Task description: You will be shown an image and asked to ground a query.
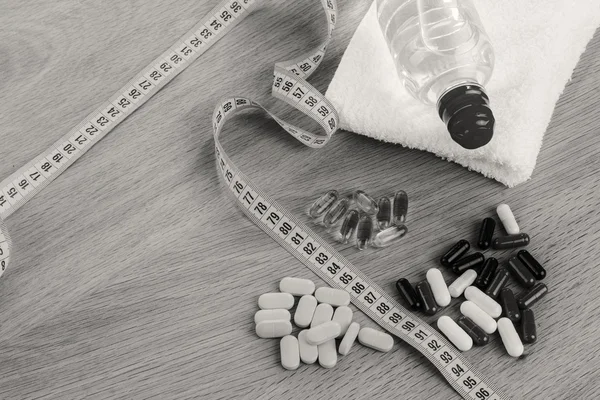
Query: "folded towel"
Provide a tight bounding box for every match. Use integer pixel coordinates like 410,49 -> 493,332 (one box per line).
326,0 -> 600,186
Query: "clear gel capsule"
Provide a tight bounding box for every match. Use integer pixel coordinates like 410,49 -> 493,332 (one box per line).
392,190 -> 408,224
309,190 -> 339,218
517,250 -> 547,280
506,256 -> 535,288
477,217 -> 496,250
373,225 -> 408,248
323,198 -> 349,226
440,239 -> 470,267
485,268 -> 509,299
457,316 -> 489,346
452,252 -> 485,274
500,288 -> 521,323
376,197 -> 392,230
353,190 -> 379,214
474,257 -> 498,290
517,283 -> 548,310
492,233 -> 530,250
339,210 -> 360,243
416,280 -> 438,315
356,215 -> 373,250
521,309 -> 537,344
396,278 -> 421,310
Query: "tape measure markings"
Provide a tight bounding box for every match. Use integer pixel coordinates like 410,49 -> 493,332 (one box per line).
0,0 -> 508,398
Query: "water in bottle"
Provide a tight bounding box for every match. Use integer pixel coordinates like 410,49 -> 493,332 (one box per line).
376,0 -> 495,149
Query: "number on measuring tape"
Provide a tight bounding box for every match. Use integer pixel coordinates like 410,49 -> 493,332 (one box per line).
446,358 -> 469,380
115,95 -> 132,111
322,258 -> 342,278
239,186 -> 257,208
309,247 -> 331,267
348,277 -> 367,296
299,237 -> 319,258
410,327 -> 432,342
102,103 -> 122,121
460,373 -> 480,393
360,287 -> 381,307
261,208 -> 282,229
385,308 -> 405,327
470,382 -> 493,400
250,196 -> 270,219
399,317 -> 418,334
371,296 -> 391,316
61,142 -> 78,159
437,349 -> 457,365
335,267 -> 356,287
274,216 -> 294,239
423,335 -> 444,355
285,226 -> 306,249
25,166 -> 44,188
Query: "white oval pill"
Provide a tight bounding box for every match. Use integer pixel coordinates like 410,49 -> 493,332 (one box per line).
306,321 -> 341,345
318,339 -> 337,368
464,286 -> 502,318
426,268 -> 451,307
258,293 -> 294,310
254,309 -> 291,324
437,316 -> 473,352
497,204 -> 519,235
338,322 -> 360,356
279,277 -> 315,296
449,269 -> 478,298
460,301 -> 497,334
332,306 -> 353,338
358,327 -> 394,352
315,287 -> 350,307
298,330 -> 318,364
280,335 -> 300,370
497,318 -> 524,357
294,295 -> 318,328
255,320 -> 292,338
311,303 -> 334,328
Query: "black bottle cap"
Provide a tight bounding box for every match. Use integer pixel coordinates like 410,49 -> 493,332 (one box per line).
438,84 -> 495,150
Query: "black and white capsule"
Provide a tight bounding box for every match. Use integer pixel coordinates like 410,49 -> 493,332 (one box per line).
477,217 -> 496,250
452,252 -> 485,274
323,198 -> 349,226
485,268 -> 509,298
440,239 -> 470,267
396,278 -> 421,310
356,215 -> 373,250
506,256 -> 536,288
517,283 -> 548,310
521,309 -> 537,344
500,288 -> 521,323
457,316 -> 489,346
416,281 -> 438,315
517,250 -> 546,280
376,197 -> 392,230
474,257 -> 498,290
392,190 -> 408,224
309,190 -> 338,218
492,233 -> 530,250
339,210 -> 360,243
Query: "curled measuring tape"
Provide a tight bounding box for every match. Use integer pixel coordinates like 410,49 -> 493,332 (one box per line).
0,0 -> 509,398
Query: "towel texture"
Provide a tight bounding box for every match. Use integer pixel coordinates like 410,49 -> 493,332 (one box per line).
326,0 -> 600,186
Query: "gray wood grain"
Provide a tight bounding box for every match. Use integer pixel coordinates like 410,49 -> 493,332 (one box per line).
0,0 -> 599,398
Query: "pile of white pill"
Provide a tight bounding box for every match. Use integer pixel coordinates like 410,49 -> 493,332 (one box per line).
255,277 -> 394,370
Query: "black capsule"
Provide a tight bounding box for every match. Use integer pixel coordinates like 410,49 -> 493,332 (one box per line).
477,217 -> 496,250
520,309 -> 537,343
492,233 -> 530,250
416,281 -> 438,315
451,252 -> 485,274
396,278 -> 421,311
517,283 -> 548,310
474,257 -> 498,290
392,190 -> 408,225
485,268 -> 509,298
376,197 -> 392,230
457,316 -> 489,346
500,288 -> 521,323
506,256 -> 536,288
517,250 -> 546,280
440,240 -> 470,267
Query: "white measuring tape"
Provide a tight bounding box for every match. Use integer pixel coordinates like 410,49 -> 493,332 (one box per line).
0,1 -> 509,398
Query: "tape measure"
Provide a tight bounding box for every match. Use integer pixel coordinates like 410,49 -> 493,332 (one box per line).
0,0 -> 509,398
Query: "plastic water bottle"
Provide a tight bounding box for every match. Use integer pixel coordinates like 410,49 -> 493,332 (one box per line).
376,0 -> 495,149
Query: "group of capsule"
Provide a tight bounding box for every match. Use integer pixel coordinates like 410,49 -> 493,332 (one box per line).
308,189 -> 409,250
396,204 -> 548,357
255,277 -> 395,370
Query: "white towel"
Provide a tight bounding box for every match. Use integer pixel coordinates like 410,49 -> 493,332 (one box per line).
326,0 -> 600,186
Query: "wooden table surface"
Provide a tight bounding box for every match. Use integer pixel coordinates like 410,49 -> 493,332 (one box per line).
1,0 -> 599,399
